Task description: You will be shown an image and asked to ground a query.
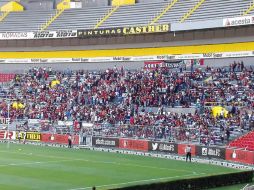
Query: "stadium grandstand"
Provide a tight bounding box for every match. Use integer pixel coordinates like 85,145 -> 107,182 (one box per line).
0,0 -> 253,190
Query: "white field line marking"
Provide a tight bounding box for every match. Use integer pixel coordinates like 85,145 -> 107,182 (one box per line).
68,172 -> 206,190
242,184 -> 249,190
0,159 -> 81,167
0,150 -> 191,173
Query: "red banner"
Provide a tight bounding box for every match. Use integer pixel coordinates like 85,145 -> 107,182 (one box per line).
0,130 -> 5,139
177,144 -> 196,156
0,73 -> 15,82
225,148 -> 254,165
143,61 -> 163,70
0,130 -> 16,140
119,138 -> 148,151
41,133 -> 79,145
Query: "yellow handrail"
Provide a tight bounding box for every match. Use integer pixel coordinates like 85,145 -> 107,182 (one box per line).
243,2 -> 254,16
149,0 -> 178,25
180,0 -> 206,23
94,6 -> 119,29
40,9 -> 64,31
0,11 -> 9,22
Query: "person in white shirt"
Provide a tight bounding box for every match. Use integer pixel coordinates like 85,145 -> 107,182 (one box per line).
18,131 -> 22,143
23,131 -> 27,144
185,145 -> 192,162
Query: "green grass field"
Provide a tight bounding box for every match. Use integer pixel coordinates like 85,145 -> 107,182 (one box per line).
0,143 -> 248,190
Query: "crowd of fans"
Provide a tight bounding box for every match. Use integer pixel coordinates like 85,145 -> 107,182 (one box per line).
0,63 -> 253,145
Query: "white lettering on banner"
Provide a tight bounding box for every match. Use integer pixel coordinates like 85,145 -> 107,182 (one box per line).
0,30 -> 77,40
223,15 -> 254,27
4,131 -> 16,140
33,30 -> 77,39
95,138 -> 116,146
201,147 -> 221,157
0,32 -> 33,40
82,123 -> 93,127
28,119 -> 40,124
57,121 -> 73,126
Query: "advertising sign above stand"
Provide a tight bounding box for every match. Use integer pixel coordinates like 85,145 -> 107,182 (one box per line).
223,15 -> 254,27
77,24 -> 170,38
0,30 -> 78,40
1,50 -> 253,64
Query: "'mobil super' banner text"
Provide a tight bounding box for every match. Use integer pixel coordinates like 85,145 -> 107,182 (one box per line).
77,24 -> 170,38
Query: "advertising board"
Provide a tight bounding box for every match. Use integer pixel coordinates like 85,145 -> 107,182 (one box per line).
92,137 -> 119,148
119,138 -> 148,151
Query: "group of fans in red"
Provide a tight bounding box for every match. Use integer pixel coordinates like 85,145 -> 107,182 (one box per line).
0,63 -> 253,146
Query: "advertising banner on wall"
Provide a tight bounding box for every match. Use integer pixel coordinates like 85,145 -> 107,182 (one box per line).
77,24 -> 170,38
0,118 -> 9,124
196,146 -> 226,160
0,32 -> 34,40
0,130 -> 5,139
0,30 -> 77,40
0,130 -> 16,140
32,30 -> 77,39
41,133 -> 79,145
119,138 -> 148,151
225,148 -> 254,165
0,51 -> 253,64
223,15 -> 254,27
92,137 -> 119,148
16,132 -> 41,141
177,144 -> 196,156
148,141 -> 178,154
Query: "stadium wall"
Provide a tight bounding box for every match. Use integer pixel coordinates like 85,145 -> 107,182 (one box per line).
0,25 -> 253,49
91,137 -> 254,165
0,57 -> 253,73
1,132 -> 254,166
0,41 -> 253,58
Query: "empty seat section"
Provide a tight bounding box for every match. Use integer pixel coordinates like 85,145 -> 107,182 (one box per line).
156,0 -> 198,24
48,6 -> 110,30
100,2 -> 167,28
0,10 -> 54,32
229,131 -> 254,151
186,0 -> 252,22
0,0 -> 253,32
